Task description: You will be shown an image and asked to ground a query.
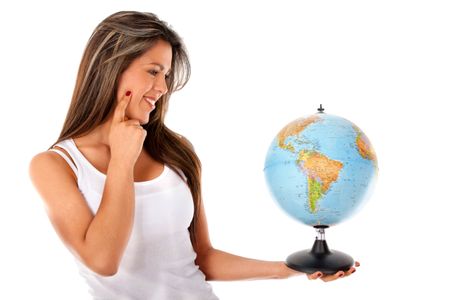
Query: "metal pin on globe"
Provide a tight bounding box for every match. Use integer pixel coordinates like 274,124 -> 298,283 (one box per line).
317,104 -> 325,113
263,104 -> 378,275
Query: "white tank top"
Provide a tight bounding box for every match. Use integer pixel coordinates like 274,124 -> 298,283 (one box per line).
48,138 -> 219,300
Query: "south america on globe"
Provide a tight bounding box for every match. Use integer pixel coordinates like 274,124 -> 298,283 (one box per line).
264,106 -> 378,226
263,105 -> 378,274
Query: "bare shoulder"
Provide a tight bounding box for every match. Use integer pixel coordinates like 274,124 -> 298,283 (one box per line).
28,150 -> 78,202
29,148 -> 77,181
29,150 -> 68,175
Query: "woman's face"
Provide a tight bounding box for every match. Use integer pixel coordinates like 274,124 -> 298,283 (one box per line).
117,39 -> 172,125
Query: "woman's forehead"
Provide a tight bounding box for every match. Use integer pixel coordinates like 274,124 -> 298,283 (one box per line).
138,40 -> 172,70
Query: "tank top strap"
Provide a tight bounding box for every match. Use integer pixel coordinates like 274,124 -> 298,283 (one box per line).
48,139 -> 81,178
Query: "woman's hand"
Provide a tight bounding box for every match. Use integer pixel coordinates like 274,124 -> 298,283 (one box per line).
277,261 -> 360,282
109,90 -> 147,166
306,261 -> 360,282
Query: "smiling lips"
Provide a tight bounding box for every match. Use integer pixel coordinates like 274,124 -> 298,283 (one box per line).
144,96 -> 157,107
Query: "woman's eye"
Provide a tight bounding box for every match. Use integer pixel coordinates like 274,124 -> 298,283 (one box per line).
149,70 -> 170,79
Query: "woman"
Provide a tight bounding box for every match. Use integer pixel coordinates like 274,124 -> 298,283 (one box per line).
28,11 -> 358,299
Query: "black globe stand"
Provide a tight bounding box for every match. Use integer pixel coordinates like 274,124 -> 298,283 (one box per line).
285,225 -> 354,275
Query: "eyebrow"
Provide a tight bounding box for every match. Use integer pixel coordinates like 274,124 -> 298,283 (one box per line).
145,62 -> 171,73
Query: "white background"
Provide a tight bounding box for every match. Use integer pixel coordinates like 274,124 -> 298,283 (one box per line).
1,0 -> 449,299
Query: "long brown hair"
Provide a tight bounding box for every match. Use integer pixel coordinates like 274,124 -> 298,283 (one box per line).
48,11 -> 203,247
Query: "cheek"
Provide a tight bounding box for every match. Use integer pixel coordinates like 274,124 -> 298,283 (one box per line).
116,73 -> 132,99
119,67 -> 143,84
117,71 -> 153,100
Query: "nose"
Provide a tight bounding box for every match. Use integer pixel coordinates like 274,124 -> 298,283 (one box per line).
153,73 -> 168,95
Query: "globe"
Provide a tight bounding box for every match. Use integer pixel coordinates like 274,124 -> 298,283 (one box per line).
264,108 -> 378,227
263,106 -> 378,274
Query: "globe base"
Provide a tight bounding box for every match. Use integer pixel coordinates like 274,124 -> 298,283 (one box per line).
285,227 -> 354,275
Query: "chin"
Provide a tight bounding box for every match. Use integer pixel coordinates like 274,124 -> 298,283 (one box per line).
130,112 -> 148,125
140,117 -> 150,125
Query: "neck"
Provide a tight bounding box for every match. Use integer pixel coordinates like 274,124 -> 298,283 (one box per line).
87,115 -> 114,148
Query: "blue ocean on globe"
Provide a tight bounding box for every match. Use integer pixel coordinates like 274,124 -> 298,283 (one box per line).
264,112 -> 378,227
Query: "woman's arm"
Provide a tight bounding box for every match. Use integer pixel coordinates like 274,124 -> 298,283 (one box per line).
192,198 -> 359,281
190,196 -> 304,281
197,248 -> 297,281
197,248 -> 358,281
29,152 -> 136,276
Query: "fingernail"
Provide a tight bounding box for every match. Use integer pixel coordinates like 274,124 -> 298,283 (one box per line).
339,272 -> 344,277
126,91 -> 131,96
351,270 -> 356,274
317,273 -> 323,277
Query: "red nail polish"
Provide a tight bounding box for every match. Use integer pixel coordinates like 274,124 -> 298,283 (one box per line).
126,91 -> 131,96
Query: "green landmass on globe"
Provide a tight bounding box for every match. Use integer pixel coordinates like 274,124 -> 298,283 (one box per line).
297,149 -> 343,214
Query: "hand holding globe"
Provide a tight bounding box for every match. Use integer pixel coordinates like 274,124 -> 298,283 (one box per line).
279,260 -> 361,282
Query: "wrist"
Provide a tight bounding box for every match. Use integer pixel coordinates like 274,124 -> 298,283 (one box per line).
109,157 -> 134,172
276,261 -> 304,279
